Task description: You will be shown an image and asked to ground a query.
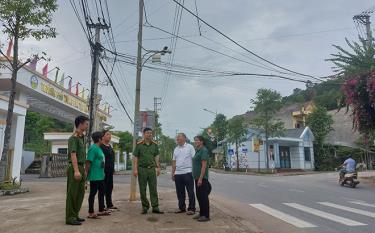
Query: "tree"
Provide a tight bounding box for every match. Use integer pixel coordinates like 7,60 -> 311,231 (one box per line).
211,114 -> 228,143
306,106 -> 334,170
159,135 -> 176,165
250,89 -> 285,169
0,0 -> 57,182
327,37 -> 375,77
227,116 -> 247,171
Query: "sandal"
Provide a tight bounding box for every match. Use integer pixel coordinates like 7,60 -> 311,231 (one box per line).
87,214 -> 101,219
97,211 -> 111,216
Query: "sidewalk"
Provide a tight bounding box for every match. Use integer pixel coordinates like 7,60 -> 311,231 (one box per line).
0,179 -> 260,233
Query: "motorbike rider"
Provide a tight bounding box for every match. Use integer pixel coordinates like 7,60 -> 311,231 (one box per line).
339,155 -> 356,179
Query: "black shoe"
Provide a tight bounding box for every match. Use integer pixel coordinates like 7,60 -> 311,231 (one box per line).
76,217 -> 85,222
152,209 -> 164,214
141,209 -> 148,215
197,216 -> 210,222
175,209 -> 186,214
66,220 -> 82,226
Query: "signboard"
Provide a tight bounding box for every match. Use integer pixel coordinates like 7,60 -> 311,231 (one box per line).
135,110 -> 155,135
228,149 -> 234,156
242,148 -> 248,153
253,139 -> 260,152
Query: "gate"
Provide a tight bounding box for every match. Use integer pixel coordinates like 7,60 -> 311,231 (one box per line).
40,153 -> 68,178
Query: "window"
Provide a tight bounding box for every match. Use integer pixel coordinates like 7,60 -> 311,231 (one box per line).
58,148 -> 68,155
304,147 -> 311,161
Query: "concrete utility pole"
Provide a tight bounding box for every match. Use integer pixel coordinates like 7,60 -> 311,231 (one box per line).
130,0 -> 144,202
87,23 -> 109,145
353,13 -> 373,48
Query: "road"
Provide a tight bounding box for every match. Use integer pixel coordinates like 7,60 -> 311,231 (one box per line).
22,171 -> 375,233
157,170 -> 375,233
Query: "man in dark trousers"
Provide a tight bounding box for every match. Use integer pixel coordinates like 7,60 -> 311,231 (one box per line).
172,133 -> 196,215
66,115 -> 89,225
101,130 -> 118,210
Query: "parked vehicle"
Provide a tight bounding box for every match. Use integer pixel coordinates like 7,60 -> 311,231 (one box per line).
339,171 -> 360,188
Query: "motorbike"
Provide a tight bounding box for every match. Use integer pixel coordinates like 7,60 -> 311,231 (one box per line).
339,170 -> 360,188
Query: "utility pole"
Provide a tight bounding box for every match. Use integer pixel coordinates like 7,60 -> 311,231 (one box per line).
353,13 -> 373,48
153,97 -> 162,141
130,0 -> 144,202
86,23 -> 109,145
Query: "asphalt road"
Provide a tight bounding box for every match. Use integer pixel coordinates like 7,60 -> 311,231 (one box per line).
22,170 -> 375,233
155,170 -> 375,233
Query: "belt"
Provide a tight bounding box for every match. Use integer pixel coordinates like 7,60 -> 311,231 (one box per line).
139,165 -> 155,169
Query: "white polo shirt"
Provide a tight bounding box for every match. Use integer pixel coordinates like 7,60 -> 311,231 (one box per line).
173,143 -> 195,175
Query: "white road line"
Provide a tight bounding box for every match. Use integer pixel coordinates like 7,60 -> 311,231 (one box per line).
249,204 -> 316,228
350,201 -> 375,208
257,183 -> 269,188
284,203 -> 366,226
319,202 -> 375,218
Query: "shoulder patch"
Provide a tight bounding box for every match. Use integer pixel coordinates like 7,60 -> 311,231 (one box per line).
152,140 -> 158,145
137,140 -> 144,145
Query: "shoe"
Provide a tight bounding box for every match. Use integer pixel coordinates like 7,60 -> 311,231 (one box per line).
141,209 -> 148,215
186,210 -> 195,215
152,209 -> 164,214
175,209 -> 186,214
66,220 -> 82,226
193,214 -> 201,220
197,216 -> 210,222
76,217 -> 85,222
109,206 -> 118,210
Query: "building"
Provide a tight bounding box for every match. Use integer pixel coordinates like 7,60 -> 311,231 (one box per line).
227,127 -> 315,170
0,57 -> 111,181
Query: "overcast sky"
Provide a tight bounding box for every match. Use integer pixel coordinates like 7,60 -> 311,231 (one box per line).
2,0 -> 374,138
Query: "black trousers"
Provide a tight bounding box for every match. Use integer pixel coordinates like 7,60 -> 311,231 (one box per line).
104,172 -> 114,208
195,179 -> 211,218
175,172 -> 195,211
88,180 -> 105,213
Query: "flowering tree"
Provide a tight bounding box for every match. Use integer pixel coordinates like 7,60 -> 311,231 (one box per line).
342,72 -> 375,135
329,36 -> 375,136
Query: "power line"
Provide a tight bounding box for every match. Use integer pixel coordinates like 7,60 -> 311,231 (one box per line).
99,59 -> 134,124
170,0 -> 322,81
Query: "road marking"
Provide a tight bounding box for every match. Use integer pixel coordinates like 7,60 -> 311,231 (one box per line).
319,202 -> 375,218
284,203 -> 366,226
350,201 -> 375,208
257,183 -> 268,188
249,204 -> 316,228
288,189 -> 305,193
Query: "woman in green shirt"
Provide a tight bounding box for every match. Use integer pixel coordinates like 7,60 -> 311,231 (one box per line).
192,136 -> 211,222
85,131 -> 111,219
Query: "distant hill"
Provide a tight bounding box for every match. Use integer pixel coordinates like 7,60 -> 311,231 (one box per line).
282,77 -> 344,111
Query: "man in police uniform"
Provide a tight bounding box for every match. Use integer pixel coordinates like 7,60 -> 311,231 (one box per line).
66,115 -> 89,225
133,127 -> 164,214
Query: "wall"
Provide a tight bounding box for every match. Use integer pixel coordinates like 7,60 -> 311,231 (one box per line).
21,151 -> 35,174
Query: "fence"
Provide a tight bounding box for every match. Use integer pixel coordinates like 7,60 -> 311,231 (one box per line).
40,153 -> 68,178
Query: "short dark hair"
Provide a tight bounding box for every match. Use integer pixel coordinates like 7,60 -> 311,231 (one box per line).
91,131 -> 103,143
143,127 -> 153,133
102,129 -> 110,136
194,135 -> 205,144
75,115 -> 89,128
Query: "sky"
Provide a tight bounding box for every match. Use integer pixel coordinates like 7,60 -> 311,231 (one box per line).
1,0 -> 374,139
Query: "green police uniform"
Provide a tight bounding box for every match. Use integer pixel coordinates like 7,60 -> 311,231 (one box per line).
134,140 -> 160,211
66,132 -> 86,224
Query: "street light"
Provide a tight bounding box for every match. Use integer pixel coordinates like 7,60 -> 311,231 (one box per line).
203,108 -> 218,116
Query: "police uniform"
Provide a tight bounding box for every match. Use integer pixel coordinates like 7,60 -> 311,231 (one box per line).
134,140 -> 160,212
66,131 -> 86,224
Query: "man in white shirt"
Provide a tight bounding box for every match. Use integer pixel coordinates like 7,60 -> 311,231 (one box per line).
172,133 -> 196,215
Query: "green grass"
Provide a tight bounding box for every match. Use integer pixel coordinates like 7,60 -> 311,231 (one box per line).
0,182 -> 21,190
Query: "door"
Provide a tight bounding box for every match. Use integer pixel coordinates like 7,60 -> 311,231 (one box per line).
279,146 -> 291,168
